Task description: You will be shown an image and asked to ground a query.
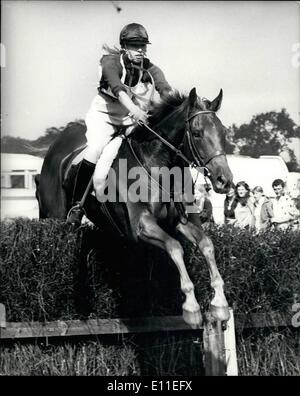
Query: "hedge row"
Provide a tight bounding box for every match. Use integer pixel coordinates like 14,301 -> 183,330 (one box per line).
1,218 -> 299,322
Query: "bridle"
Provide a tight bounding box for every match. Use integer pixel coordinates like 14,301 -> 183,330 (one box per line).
185,110 -> 226,170
137,109 -> 226,176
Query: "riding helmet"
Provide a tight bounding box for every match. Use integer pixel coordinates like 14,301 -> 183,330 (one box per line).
119,23 -> 151,46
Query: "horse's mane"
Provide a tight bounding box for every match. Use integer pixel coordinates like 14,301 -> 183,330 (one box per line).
127,90 -> 188,143
148,90 -> 187,126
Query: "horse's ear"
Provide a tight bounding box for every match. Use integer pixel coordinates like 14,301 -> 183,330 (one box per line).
188,88 -> 198,108
209,89 -> 223,112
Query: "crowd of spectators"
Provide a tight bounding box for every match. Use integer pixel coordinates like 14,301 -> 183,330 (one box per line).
223,178 -> 299,231
194,178 -> 300,232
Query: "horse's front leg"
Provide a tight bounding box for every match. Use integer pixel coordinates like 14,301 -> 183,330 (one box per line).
176,213 -> 230,322
137,211 -> 202,328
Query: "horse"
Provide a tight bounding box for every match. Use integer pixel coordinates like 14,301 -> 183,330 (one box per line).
36,87 -> 233,327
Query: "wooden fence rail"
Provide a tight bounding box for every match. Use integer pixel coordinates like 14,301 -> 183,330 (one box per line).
0,303 -> 294,376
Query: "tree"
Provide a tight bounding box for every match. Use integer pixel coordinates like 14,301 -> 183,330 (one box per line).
34,127 -> 62,147
0,136 -> 32,154
1,119 -> 86,158
225,123 -> 239,155
226,109 -> 300,170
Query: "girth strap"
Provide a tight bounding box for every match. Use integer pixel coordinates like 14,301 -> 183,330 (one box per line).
99,201 -> 125,238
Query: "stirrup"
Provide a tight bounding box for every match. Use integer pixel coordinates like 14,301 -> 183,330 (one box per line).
66,203 -> 86,225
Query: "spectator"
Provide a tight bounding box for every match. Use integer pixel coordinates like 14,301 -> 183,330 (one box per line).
294,178 -> 300,230
224,185 -> 236,224
295,178 -> 300,212
271,179 -> 298,230
252,186 -> 273,231
233,181 -> 255,229
194,184 -> 214,226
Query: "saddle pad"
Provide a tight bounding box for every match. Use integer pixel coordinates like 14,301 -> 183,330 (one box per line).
70,146 -> 88,166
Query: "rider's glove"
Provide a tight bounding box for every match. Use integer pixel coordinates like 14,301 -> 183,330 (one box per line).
129,106 -> 148,124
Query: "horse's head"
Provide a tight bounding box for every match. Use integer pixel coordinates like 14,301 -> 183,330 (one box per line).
184,88 -> 233,194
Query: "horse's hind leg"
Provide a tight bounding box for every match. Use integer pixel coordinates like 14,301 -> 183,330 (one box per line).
176,215 -> 229,322
137,211 -> 202,328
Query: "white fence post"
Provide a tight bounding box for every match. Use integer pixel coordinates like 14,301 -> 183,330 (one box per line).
224,308 -> 238,376
203,312 -> 226,376
0,304 -> 6,329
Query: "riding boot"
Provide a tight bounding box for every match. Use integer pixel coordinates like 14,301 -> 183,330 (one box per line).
66,159 -> 95,226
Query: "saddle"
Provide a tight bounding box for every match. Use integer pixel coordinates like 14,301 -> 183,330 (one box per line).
62,136 -> 123,196
61,144 -> 87,194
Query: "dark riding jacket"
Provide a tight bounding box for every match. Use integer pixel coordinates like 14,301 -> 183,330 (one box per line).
98,53 -> 172,98
224,197 -> 236,221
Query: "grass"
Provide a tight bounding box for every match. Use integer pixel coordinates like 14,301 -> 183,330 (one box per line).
237,328 -> 300,376
0,341 -> 139,376
1,329 -> 298,376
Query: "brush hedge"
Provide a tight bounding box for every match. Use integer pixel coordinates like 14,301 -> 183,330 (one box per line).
1,218 -> 299,322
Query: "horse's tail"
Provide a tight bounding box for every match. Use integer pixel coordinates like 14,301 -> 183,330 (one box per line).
34,173 -> 40,190
34,173 -> 46,219
37,125 -> 87,219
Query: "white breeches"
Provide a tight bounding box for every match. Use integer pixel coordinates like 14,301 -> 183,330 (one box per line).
84,93 -> 134,164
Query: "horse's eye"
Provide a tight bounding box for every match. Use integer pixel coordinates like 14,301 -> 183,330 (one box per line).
193,129 -> 204,138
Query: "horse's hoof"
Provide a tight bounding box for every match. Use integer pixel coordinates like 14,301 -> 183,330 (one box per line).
210,304 -> 230,322
183,309 -> 203,329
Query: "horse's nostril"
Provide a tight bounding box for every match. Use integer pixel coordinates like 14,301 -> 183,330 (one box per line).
225,180 -> 231,190
217,176 -> 226,186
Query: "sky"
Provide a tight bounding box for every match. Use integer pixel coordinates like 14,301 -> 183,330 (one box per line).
1,0 -> 299,140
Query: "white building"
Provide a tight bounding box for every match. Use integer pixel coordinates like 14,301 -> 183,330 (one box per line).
1,153 -> 44,219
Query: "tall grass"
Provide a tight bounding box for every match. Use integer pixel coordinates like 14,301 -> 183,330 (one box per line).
1,330 -> 298,376
0,341 -> 139,376
237,328 -> 300,376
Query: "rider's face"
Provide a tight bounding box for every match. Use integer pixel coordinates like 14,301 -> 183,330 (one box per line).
124,43 -> 147,64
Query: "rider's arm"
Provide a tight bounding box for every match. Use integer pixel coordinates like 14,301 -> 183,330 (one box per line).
118,91 -> 148,123
100,55 -> 147,122
100,55 -> 127,97
148,63 -> 173,97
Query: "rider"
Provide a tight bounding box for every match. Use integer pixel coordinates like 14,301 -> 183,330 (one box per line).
67,23 -> 173,226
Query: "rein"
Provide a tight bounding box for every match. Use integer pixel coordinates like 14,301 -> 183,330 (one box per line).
137,109 -> 225,175
126,137 -> 189,223
124,109 -> 225,207
136,120 -> 193,167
